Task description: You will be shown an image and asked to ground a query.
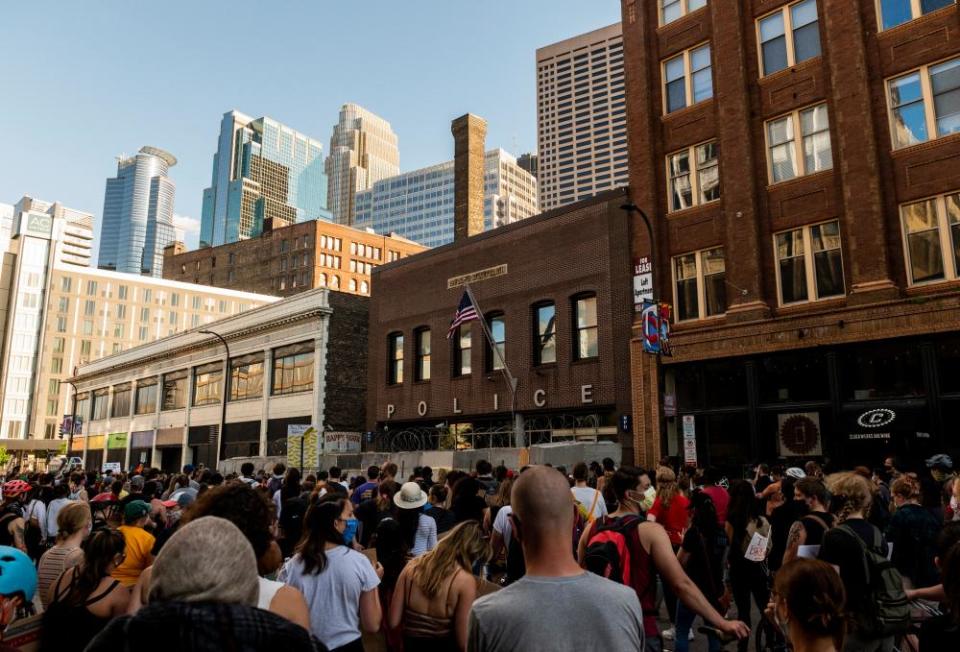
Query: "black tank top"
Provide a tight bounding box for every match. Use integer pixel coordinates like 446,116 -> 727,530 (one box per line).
40,575 -> 121,652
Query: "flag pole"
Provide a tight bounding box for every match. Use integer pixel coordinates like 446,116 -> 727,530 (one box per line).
462,284 -> 522,447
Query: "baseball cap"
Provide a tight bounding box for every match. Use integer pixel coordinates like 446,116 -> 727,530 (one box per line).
124,500 -> 151,522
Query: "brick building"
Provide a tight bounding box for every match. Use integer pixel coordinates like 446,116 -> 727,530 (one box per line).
367,116 -> 635,458
163,218 -> 426,298
622,0 -> 960,470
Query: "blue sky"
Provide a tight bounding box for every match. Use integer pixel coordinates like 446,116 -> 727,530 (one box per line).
0,1 -> 621,249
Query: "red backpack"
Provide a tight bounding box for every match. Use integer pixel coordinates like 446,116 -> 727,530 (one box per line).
583,514 -> 642,586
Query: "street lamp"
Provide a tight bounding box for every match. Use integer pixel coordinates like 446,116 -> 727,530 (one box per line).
63,374 -> 79,468
199,330 -> 230,469
621,202 -> 658,302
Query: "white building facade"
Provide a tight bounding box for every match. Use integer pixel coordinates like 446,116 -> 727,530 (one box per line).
537,23 -> 628,211
353,149 -> 538,248
70,289 -> 335,472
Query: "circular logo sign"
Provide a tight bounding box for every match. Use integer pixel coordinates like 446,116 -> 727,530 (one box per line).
779,414 -> 820,456
857,409 -> 896,429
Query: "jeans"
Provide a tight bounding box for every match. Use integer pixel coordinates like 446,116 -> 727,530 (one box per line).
675,601 -> 720,652
731,562 -> 769,652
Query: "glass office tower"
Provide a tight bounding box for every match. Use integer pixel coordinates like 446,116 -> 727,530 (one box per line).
200,111 -> 330,247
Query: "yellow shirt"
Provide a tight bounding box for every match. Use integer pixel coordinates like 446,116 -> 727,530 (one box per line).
112,525 -> 155,588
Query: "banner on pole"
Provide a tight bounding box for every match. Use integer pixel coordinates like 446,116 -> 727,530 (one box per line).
641,301 -> 672,356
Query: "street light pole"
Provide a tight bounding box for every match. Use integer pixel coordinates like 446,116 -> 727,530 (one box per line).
200,330 -> 230,470
64,375 -> 78,470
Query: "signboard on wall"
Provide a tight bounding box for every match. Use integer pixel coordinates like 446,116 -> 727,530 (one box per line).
633,257 -> 653,311
682,415 -> 697,467
287,425 -> 319,470
106,433 -> 128,450
777,413 -> 823,457
324,431 -> 362,453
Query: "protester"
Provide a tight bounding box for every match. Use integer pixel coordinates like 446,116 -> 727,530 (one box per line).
701,467 -> 729,525
111,500 -> 155,588
917,524 -> 960,648
579,466 -> 749,650
570,462 -> 606,521
783,477 -> 834,565
476,460 -> 497,495
647,465 -> 690,637
352,466 -> 380,505
886,475 -> 940,589
0,546 -> 36,652
328,466 -> 349,491
41,529 -> 129,651
819,471 -> 902,651
483,477 -> 514,535
725,480 -> 771,652
23,483 -> 49,559
768,559 -> 847,652
44,483 -> 72,541
469,466 -> 644,651
37,502 -> 90,608
675,492 -> 728,652
355,480 -> 400,548
768,475 -> 806,573
240,462 -> 258,487
88,517 -> 320,651
0,480 -> 30,552
281,496 -> 383,651
450,477 -> 487,524
278,468 -> 308,559
393,481 -> 437,556
274,466 -> 302,519
388,520 -> 488,651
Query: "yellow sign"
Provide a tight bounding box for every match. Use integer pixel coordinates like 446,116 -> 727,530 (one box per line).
287,426 -> 319,470
447,264 -> 508,289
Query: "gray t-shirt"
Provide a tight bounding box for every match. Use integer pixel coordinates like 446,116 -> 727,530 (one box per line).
468,572 -> 644,652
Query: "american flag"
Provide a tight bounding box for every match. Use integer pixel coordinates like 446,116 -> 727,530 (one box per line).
447,291 -> 479,338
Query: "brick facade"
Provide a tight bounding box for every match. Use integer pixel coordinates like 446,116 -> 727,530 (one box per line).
622,0 -> 960,467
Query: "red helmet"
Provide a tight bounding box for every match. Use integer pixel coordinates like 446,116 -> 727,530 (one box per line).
2,480 -> 30,497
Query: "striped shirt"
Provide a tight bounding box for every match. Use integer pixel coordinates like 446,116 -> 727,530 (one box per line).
37,544 -> 81,608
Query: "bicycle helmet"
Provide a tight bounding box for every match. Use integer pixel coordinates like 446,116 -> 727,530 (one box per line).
785,467 -> 806,480
0,546 -> 36,600
1,480 -> 30,497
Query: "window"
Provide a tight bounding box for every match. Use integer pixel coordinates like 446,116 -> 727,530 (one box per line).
414,328 -> 431,381
118,285 -> 128,300
51,358 -> 63,374
887,57 -> 960,149
92,390 -> 109,420
193,363 -> 223,406
572,295 -> 599,360
58,297 -> 69,312
758,0 -> 821,77
673,248 -> 727,321
52,337 -> 65,353
667,141 -> 720,211
86,281 -> 97,296
61,277 -> 72,293
900,191 -> 960,284
162,370 -> 188,410
229,354 -> 264,401
663,44 -> 712,114
878,0 -> 954,31
56,317 -> 66,333
111,385 -> 132,418
135,380 -> 158,415
388,333 -> 404,385
660,0 -> 707,25
767,103 -> 833,183
74,393 -> 90,421
775,221 -> 845,304
272,343 -> 314,395
453,325 -> 472,376
487,314 -> 506,371
80,340 -> 91,357
534,302 -> 557,365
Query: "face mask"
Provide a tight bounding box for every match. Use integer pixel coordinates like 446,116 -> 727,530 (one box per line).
343,518 -> 359,544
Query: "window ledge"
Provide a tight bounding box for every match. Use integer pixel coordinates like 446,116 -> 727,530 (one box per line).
661,98 -> 714,123
876,4 -> 958,40
765,168 -> 834,191
890,131 -> 960,158
905,279 -> 960,296
666,202 -> 721,220
757,57 -> 823,85
571,357 -> 600,366
773,296 -> 847,316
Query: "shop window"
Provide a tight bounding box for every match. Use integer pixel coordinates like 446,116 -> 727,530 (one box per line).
453,325 -> 472,377
388,333 -> 404,385
673,247 -> 727,321
767,103 -> 833,183
135,380 -> 158,415
937,337 -> 960,394
111,385 -> 132,418
573,294 -> 598,360
193,363 -> 223,406
414,328 -> 430,382
840,341 -> 926,400
92,390 -> 109,420
667,141 -> 720,212
663,44 -> 712,114
757,352 -> 830,403
486,314 -> 506,371
887,56 -> 960,150
900,192 -> 960,285
877,0 -> 955,31
229,354 -> 264,401
774,221 -> 845,305
272,343 -> 314,395
757,0 -> 821,77
533,302 -> 557,365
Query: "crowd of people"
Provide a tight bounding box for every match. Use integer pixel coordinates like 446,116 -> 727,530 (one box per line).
0,452 -> 955,651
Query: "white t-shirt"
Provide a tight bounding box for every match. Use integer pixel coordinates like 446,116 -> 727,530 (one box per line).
25,499 -> 48,541
281,545 -> 380,649
571,486 -> 607,520
493,505 -> 513,548
258,575 -> 284,610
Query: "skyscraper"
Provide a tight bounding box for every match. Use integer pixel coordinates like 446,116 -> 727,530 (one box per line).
200,111 -> 329,248
98,146 -> 177,277
536,23 -> 628,211
353,149 -> 538,248
325,104 -> 400,226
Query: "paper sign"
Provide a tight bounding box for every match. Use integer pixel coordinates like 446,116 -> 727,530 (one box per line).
102,462 -> 121,474
744,532 -> 770,562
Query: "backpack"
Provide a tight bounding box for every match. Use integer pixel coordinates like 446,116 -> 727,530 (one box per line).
278,496 -> 307,556
24,502 -> 46,561
836,523 -> 910,638
583,515 -> 642,587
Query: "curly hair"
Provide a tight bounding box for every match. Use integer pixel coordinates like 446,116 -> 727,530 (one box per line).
826,472 -> 873,523
180,482 -> 273,560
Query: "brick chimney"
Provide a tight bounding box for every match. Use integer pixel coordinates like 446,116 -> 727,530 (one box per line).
451,114 -> 487,242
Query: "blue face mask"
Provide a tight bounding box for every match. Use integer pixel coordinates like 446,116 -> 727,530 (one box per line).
343,518 -> 359,544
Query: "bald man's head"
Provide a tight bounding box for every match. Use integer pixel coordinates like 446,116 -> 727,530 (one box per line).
511,465 -> 574,543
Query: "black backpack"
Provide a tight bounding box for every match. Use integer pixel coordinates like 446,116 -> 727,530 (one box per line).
279,497 -> 307,556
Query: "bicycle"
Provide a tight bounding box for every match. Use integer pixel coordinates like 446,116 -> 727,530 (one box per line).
893,599 -> 942,652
